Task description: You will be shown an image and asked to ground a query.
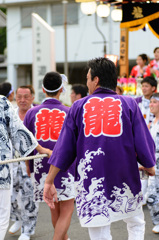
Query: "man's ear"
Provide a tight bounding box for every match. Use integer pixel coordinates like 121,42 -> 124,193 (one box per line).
94,76 -> 99,86
42,87 -> 46,93
60,88 -> 63,93
152,86 -> 156,93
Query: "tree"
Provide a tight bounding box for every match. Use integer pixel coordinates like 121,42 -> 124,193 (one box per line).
0,8 -> 7,55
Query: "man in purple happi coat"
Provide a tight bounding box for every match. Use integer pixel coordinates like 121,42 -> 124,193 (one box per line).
24,72 -> 74,240
44,58 -> 155,240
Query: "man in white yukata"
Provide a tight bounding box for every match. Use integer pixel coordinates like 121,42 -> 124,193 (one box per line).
9,85 -> 39,240
0,95 -> 51,240
43,58 -> 156,240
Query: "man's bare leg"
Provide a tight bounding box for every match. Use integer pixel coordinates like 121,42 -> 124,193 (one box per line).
52,198 -> 74,240
50,202 -> 60,228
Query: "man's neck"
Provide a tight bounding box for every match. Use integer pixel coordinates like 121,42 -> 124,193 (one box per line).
18,109 -> 29,121
45,94 -> 60,100
143,95 -> 151,100
154,115 -> 159,123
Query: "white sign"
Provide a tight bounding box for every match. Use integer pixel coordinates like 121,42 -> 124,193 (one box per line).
32,13 -> 56,103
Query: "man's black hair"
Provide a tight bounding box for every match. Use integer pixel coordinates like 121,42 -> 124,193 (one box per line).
43,72 -> 62,97
16,85 -> 35,95
87,57 -> 117,91
0,82 -> 12,97
71,84 -> 88,98
141,76 -> 157,89
138,54 -> 148,62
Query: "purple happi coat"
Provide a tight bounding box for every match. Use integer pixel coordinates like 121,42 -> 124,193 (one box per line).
48,88 -> 155,227
24,98 -> 75,202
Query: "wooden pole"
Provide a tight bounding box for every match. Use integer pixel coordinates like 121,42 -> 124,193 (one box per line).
119,28 -> 129,78
0,154 -> 48,164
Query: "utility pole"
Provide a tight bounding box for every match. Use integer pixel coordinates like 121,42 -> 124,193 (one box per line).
63,0 -> 69,78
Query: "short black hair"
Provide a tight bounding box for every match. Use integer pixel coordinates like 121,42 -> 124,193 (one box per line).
16,85 -> 35,95
43,72 -> 62,97
138,54 -> 148,62
154,47 -> 159,53
0,82 -> 12,97
87,58 -> 117,91
141,76 -> 157,89
71,84 -> 88,98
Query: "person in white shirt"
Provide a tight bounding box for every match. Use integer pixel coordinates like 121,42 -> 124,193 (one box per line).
135,76 -> 157,204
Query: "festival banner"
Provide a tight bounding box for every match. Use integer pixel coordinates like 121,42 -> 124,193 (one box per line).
120,3 -> 159,38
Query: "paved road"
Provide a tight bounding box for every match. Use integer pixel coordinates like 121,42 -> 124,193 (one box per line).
5,204 -> 159,240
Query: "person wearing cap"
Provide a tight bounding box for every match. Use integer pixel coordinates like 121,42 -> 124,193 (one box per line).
24,72 -> 74,240
146,92 -> 159,234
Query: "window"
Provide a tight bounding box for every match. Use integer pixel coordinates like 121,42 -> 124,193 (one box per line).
51,3 -> 78,26
21,5 -> 47,28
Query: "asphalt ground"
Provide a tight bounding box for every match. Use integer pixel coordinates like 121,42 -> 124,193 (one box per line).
5,203 -> 159,240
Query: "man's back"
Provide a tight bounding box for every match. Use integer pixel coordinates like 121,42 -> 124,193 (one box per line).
48,87 -> 155,227
44,57 -> 156,240
24,98 -> 70,201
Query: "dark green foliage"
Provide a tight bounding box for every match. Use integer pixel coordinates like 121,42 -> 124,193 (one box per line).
0,8 -> 7,55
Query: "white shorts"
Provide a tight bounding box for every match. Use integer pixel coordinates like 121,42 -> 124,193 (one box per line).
88,211 -> 145,240
56,187 -> 75,201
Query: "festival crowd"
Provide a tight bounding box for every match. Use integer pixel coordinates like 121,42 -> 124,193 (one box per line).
0,46 -> 159,240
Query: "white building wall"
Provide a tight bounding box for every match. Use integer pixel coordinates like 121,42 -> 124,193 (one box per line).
7,7 -> 32,64
6,4 -> 121,66
129,28 -> 159,59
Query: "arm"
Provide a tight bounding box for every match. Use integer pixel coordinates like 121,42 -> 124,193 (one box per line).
36,144 -> 52,158
25,144 -> 52,177
25,160 -> 31,177
43,165 -> 60,209
139,165 -> 155,176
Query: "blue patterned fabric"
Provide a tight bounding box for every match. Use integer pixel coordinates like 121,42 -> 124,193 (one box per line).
0,96 -> 38,189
